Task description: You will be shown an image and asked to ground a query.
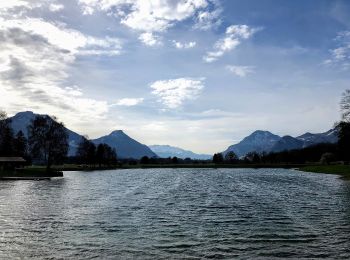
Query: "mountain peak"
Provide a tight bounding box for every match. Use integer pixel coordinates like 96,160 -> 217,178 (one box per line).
251,130 -> 274,136
94,130 -> 157,159
13,111 -> 35,118
245,130 -> 280,142
110,130 -> 126,136
224,130 -> 281,157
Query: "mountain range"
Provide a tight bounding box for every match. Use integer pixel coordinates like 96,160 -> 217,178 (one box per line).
223,129 -> 338,158
149,145 -> 212,160
8,111 -> 339,160
9,111 -> 156,159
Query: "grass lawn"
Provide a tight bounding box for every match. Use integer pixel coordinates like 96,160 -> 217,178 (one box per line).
299,165 -> 350,180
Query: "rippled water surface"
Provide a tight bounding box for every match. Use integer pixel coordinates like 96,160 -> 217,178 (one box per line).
1,168 -> 350,259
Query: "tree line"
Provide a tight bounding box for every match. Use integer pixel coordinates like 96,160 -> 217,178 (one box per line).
75,136 -> 117,167
0,111 -> 28,159
0,113 -> 117,171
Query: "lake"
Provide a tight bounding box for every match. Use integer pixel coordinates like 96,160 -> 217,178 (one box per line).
0,168 -> 350,259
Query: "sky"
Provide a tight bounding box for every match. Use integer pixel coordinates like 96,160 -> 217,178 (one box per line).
0,0 -> 350,154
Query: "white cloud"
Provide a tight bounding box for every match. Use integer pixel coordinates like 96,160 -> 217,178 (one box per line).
115,98 -> 144,106
139,32 -> 162,46
324,31 -> 350,70
78,0 -> 220,45
150,78 -> 205,108
0,1 -> 30,10
79,0 -> 208,32
194,0 -> 222,30
226,65 -> 255,77
49,3 -> 64,12
173,40 -> 196,49
204,25 -> 260,63
0,11 -> 123,130
141,122 -> 168,131
0,18 -> 122,55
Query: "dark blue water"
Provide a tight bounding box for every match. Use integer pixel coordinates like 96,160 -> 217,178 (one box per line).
1,168 -> 350,259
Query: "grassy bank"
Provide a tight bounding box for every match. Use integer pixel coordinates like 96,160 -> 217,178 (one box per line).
0,167 -> 63,179
299,165 -> 350,179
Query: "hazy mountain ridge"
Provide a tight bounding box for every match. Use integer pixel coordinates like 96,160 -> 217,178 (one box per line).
149,145 -> 212,160
271,136 -> 304,153
224,129 -> 338,157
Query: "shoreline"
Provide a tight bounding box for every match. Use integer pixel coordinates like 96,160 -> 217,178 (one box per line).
1,164 -> 349,180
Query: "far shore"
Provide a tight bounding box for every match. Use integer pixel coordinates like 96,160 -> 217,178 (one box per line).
57,163 -> 350,180
1,164 -> 349,180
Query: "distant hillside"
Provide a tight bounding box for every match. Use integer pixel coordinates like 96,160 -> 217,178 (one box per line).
223,131 -> 281,157
224,129 -> 338,157
271,136 -> 304,153
297,129 -> 338,147
93,130 -> 157,159
9,111 -> 82,156
149,145 -> 211,160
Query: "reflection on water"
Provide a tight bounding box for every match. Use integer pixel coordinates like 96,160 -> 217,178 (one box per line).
0,168 -> 350,259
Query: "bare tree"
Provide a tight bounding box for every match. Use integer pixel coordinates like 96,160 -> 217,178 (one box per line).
76,136 -> 96,166
341,89 -> 350,122
28,115 -> 68,171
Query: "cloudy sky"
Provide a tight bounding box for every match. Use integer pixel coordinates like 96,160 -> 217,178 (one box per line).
0,0 -> 350,154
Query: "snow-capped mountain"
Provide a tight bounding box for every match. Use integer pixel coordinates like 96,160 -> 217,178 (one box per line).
296,129 -> 338,147
149,145 -> 212,160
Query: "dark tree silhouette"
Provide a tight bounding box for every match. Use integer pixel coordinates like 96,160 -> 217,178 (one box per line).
96,143 -> 117,167
336,121 -> 350,161
28,115 -> 68,171
341,89 -> 350,122
259,143 -> 337,164
213,153 -> 224,163
140,156 -> 149,164
87,142 -> 96,166
244,152 -> 261,163
172,156 -> 178,164
96,144 -> 105,167
13,130 -> 27,157
0,111 -> 14,156
225,151 -> 238,163
76,136 -> 96,165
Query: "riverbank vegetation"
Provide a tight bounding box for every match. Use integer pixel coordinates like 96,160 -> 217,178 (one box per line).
299,165 -> 350,179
